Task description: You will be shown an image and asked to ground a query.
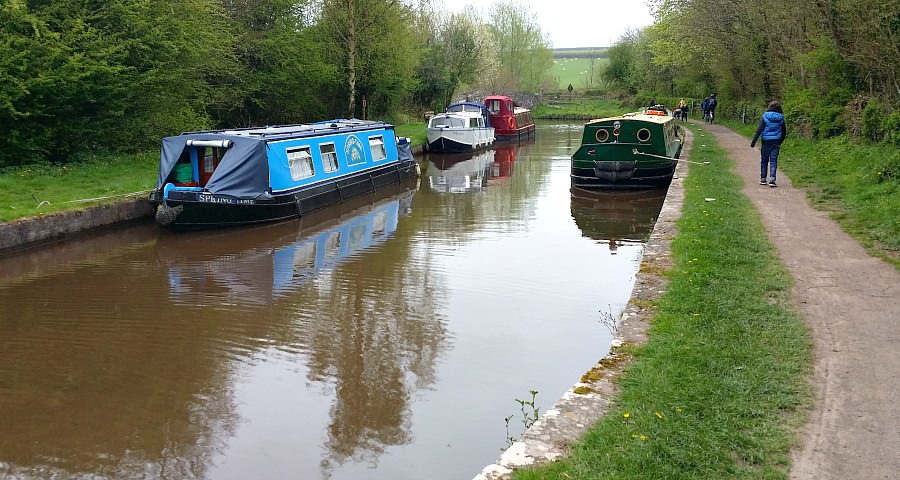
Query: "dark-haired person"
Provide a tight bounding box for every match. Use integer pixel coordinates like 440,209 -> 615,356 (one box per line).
750,100 -> 787,187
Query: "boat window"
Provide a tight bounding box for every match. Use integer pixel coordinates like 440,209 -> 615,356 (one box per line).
469,118 -> 479,128
369,136 -> 387,161
431,116 -> 466,128
320,143 -> 339,173
287,147 -> 314,180
487,99 -> 501,113
637,128 -> 652,142
595,128 -> 610,143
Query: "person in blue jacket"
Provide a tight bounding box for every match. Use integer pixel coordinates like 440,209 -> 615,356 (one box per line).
750,100 -> 787,187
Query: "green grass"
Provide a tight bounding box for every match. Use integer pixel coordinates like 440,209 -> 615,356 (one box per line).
550,57 -> 609,90
533,99 -> 625,120
394,123 -> 427,147
0,153 -> 158,222
723,119 -> 900,269
514,124 -> 812,479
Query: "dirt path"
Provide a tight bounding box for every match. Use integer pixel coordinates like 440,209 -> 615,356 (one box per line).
702,123 -> 900,479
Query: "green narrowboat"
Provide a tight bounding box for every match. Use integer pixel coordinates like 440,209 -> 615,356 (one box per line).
571,107 -> 683,189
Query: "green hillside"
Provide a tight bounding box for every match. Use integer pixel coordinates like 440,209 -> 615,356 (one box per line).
551,57 -> 609,90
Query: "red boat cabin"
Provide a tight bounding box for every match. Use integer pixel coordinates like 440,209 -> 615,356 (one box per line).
484,95 -> 536,141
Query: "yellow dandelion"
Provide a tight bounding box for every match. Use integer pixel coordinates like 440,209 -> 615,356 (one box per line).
655,412 -> 664,419
639,435 -> 648,441
623,412 -> 631,419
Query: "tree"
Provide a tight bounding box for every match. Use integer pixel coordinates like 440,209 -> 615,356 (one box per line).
316,0 -> 418,118
487,1 -> 553,92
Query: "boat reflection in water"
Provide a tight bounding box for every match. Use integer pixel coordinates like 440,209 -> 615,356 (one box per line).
424,143 -> 522,193
424,149 -> 495,193
158,180 -> 417,304
569,186 -> 668,254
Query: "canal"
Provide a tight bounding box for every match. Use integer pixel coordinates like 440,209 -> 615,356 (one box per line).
0,122 -> 667,480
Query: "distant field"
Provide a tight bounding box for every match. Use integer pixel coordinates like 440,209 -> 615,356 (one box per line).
550,57 -> 610,90
552,47 -> 609,59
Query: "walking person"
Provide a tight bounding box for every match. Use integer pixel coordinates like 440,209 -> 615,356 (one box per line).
678,98 -> 688,121
750,100 -> 787,187
706,93 -> 718,123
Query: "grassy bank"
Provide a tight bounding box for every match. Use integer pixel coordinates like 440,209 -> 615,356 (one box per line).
514,125 -> 812,479
724,119 -> 900,269
0,153 -> 158,222
532,98 -> 625,120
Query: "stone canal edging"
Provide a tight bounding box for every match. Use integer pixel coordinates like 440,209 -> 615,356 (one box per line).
0,200 -> 155,254
473,130 -> 690,480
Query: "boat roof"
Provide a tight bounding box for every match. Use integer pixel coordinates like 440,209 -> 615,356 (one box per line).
447,102 -> 487,112
178,119 -> 392,142
432,110 -> 485,119
586,111 -> 675,125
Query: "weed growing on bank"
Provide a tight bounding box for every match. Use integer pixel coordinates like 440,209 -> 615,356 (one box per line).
514,126 -> 812,479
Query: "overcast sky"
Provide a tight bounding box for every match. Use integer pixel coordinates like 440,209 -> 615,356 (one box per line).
438,0 -> 655,48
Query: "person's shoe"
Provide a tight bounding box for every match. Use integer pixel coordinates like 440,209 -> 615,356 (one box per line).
769,181 -> 777,187
759,179 -> 767,185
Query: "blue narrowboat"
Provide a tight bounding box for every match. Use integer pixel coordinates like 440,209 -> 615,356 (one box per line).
149,119 -> 417,229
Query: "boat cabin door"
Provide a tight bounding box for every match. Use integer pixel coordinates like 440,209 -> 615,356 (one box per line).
198,147 -> 218,186
185,139 -> 232,187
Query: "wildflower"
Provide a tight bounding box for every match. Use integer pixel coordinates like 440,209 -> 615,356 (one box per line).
623,412 -> 631,419
639,435 -> 648,441
655,412 -> 664,420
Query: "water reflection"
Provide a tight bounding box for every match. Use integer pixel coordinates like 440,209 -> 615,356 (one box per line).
157,186 -> 415,305
425,150 -> 496,193
569,186 -> 668,253
0,123 -> 657,480
0,181 -> 450,480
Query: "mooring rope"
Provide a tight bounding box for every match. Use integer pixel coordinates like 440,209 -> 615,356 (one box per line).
41,189 -> 154,207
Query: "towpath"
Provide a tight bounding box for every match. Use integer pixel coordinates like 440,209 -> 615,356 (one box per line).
705,123 -> 900,480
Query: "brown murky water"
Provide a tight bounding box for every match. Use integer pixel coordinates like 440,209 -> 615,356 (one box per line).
0,122 -> 666,480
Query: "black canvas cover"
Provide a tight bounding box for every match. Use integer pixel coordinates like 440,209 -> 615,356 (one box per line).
157,134 -> 270,199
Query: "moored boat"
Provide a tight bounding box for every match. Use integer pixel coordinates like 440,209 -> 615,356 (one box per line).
426,102 -> 495,153
149,119 -> 417,229
570,107 -> 683,189
484,95 -> 535,141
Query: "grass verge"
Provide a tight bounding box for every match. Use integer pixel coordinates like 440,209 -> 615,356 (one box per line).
0,153 -> 158,222
514,125 -> 812,479
533,98 -> 625,120
723,119 -> 900,269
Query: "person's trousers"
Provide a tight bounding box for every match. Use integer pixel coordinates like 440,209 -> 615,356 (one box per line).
760,140 -> 781,181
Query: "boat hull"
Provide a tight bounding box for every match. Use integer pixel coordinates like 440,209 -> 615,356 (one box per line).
426,128 -> 495,153
494,123 -> 535,142
152,160 -> 416,230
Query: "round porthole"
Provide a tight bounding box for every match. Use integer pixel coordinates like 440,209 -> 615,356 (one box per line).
595,128 -> 610,143
637,128 -> 651,142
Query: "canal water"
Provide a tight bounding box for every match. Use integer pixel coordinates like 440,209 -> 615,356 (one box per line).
0,122 -> 666,480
